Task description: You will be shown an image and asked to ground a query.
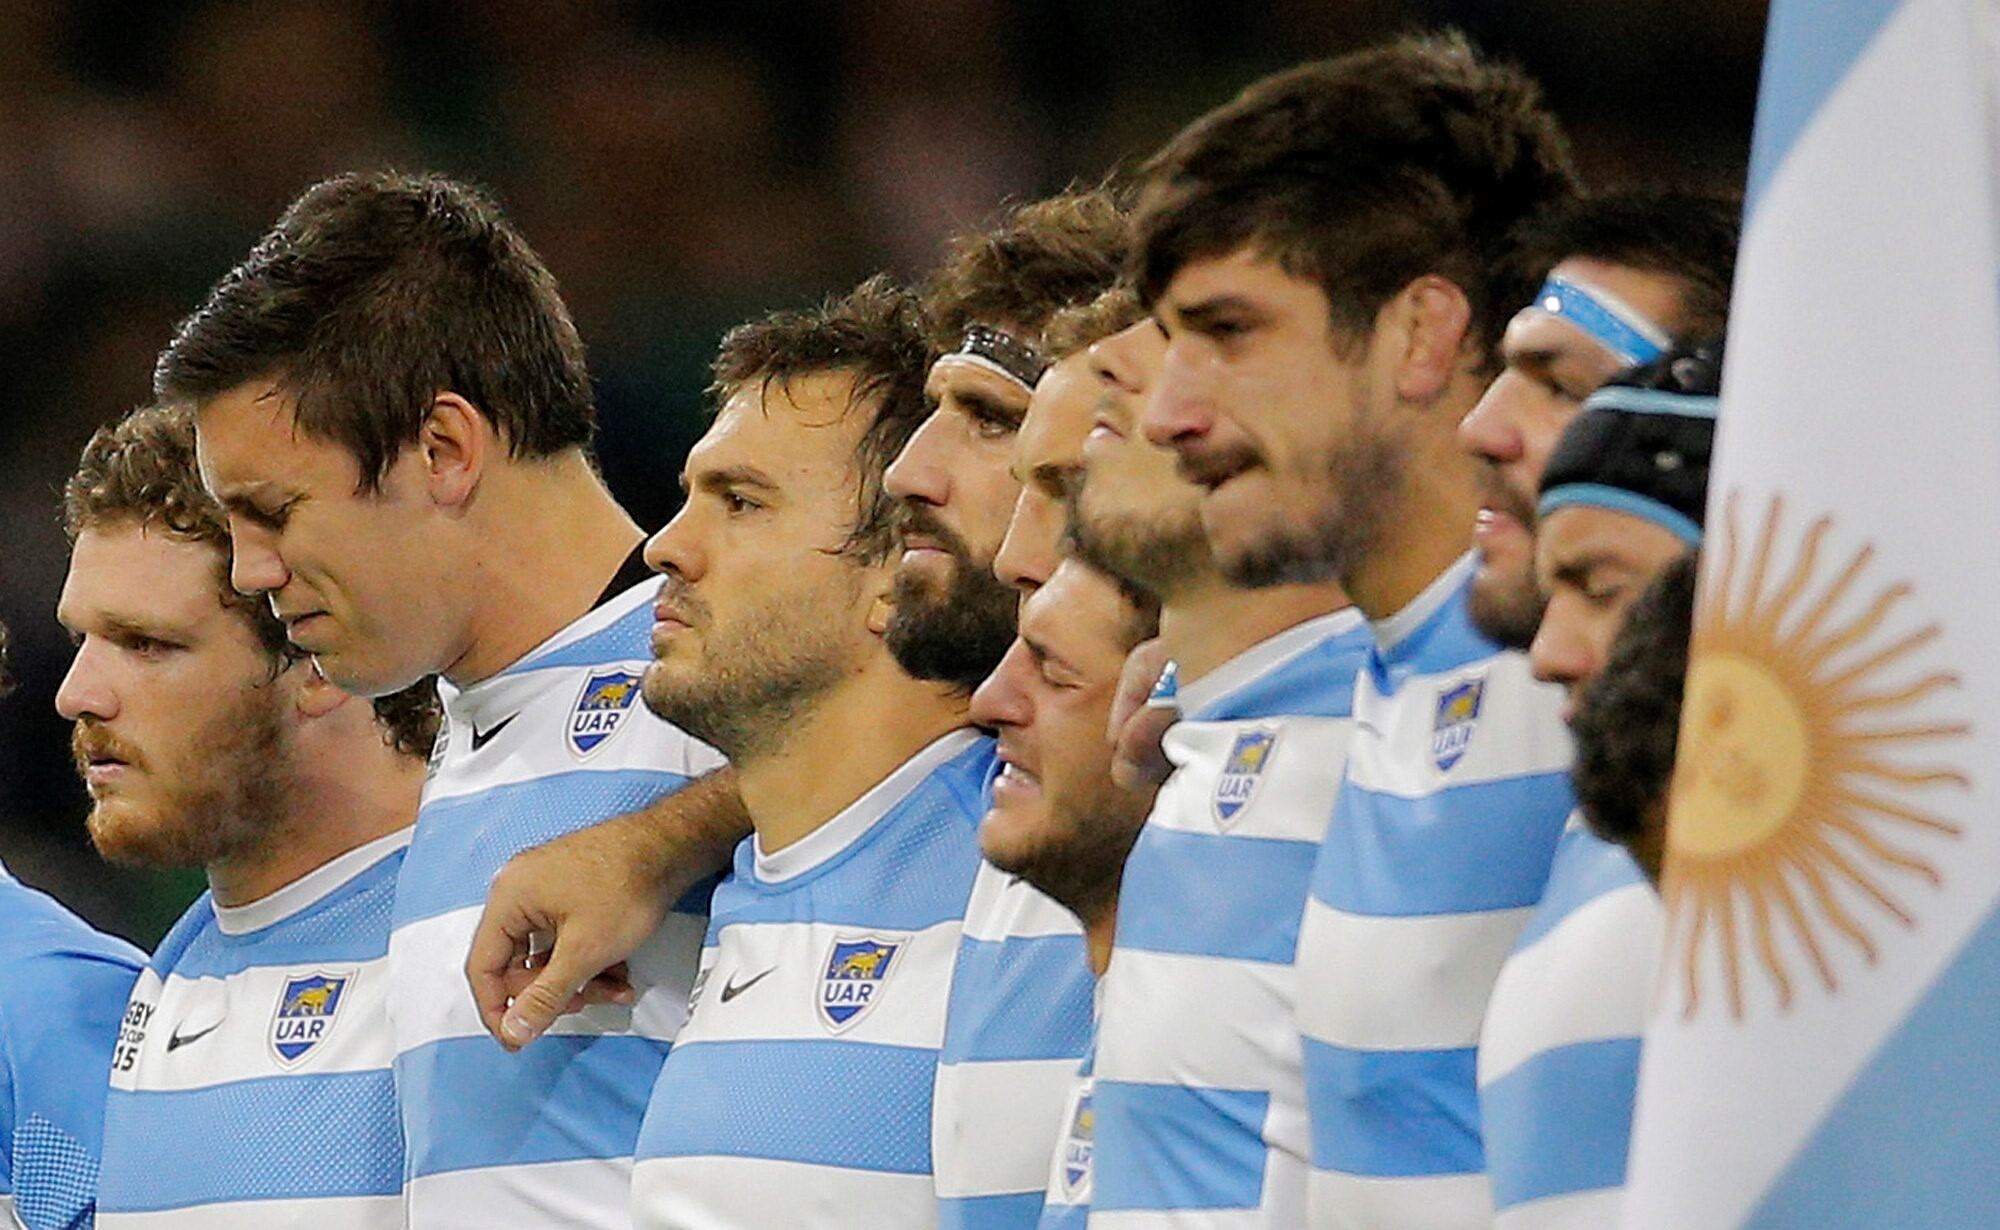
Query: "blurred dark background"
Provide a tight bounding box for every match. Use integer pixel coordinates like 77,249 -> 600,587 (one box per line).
0,0 -> 1766,946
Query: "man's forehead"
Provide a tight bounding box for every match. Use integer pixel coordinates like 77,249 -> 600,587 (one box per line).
1021,564 -> 1126,657
1538,505 -> 1661,573
62,524 -> 223,619
1020,359 -> 1098,460
927,353 -> 1034,410
1159,247 -> 1313,312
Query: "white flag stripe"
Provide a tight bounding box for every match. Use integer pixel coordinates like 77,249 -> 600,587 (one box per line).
1623,0 -> 2000,1225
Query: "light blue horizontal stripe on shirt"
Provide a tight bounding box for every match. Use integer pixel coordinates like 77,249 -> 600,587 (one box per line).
637,1038 -> 937,1174
1302,1038 -> 1483,1178
1515,827 -> 1648,951
98,1070 -> 400,1212
396,768 -> 693,927
158,860 -> 401,980
1091,1081 -> 1268,1211
940,1188 -> 1047,1230
1191,636 -> 1365,723
1482,1036 -> 1640,1210
1313,773 -> 1573,917
1115,827 -> 1319,964
1036,1202 -> 1088,1230
940,933 -> 1093,1064
395,1032 -> 666,1178
1364,608 -> 1496,693
502,591 -> 657,677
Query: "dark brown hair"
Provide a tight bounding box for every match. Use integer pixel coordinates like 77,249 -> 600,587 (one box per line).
1509,187 -> 1742,343
1042,284 -> 1147,360
63,404 -> 440,757
711,275 -> 935,564
156,170 -> 595,492
1134,32 -> 1579,361
922,189 -> 1132,349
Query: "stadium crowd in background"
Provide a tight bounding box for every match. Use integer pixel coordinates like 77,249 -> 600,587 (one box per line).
0,22 -> 1751,1230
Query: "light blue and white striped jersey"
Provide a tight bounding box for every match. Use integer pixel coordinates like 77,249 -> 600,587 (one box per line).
1092,609 -> 1370,1230
1296,555 -> 1573,1229
1478,816 -> 1658,1230
391,576 -> 723,1229
98,828 -> 408,1230
935,857 -> 1095,1230
0,866 -> 141,1230
630,729 -> 992,1229
1037,1008 -> 1097,1230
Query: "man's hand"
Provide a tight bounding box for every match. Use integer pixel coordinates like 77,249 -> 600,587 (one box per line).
466,769 -> 749,1051
1108,639 -> 1178,792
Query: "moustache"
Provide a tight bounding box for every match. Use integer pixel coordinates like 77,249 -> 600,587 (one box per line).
1175,439 -> 1261,490
895,503 -> 975,562
655,579 -> 711,629
71,720 -> 144,775
1476,460 -> 1538,529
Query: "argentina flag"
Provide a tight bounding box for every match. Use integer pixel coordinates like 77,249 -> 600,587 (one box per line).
1622,0 -> 2000,1226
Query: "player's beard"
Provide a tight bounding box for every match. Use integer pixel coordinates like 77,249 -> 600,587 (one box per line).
1466,463 -> 1548,650
1220,428 -> 1401,592
74,682 -> 293,872
642,572 -> 862,762
983,773 -> 1150,930
884,505 -> 1016,690
1067,476 -> 1212,603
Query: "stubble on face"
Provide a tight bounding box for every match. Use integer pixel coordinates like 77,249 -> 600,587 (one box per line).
642,571 -> 863,762
1466,463 -> 1549,649
74,680 -> 293,872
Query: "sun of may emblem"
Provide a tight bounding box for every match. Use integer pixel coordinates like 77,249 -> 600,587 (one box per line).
1663,493 -> 1970,1021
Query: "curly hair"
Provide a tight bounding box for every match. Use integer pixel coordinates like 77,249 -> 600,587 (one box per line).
63,403 -> 439,758
922,188 -> 1131,349
1571,550 -> 1698,883
711,275 -> 935,565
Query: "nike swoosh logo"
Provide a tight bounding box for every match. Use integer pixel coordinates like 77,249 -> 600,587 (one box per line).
470,713 -> 519,752
166,1021 -> 221,1052
719,967 -> 776,1003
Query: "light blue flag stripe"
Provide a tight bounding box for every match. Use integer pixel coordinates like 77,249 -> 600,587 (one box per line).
1744,0 -> 1905,213
1748,897 -> 2000,1227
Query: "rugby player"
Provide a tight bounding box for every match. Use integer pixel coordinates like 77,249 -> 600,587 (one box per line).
157,172 -> 723,1228
968,557 -> 1158,1230
1458,189 -> 1738,648
1568,553 -> 1698,889
627,279 -> 996,1227
1477,346 -> 1718,1229
1129,36 -> 1581,1226
886,191 -> 1131,1228
0,620 -> 142,1230
56,404 -> 432,1227
466,189 -> 1129,1229
1069,313 -> 1368,1228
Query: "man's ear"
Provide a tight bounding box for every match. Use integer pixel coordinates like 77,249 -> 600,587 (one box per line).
295,659 -> 351,721
419,393 -> 490,510
1387,275 -> 1475,403
865,563 -> 898,637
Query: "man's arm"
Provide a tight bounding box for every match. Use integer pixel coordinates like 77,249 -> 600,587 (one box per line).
466,767 -> 751,1051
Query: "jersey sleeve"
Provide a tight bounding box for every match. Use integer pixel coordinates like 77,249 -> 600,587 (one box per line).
0,945 -> 142,1230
